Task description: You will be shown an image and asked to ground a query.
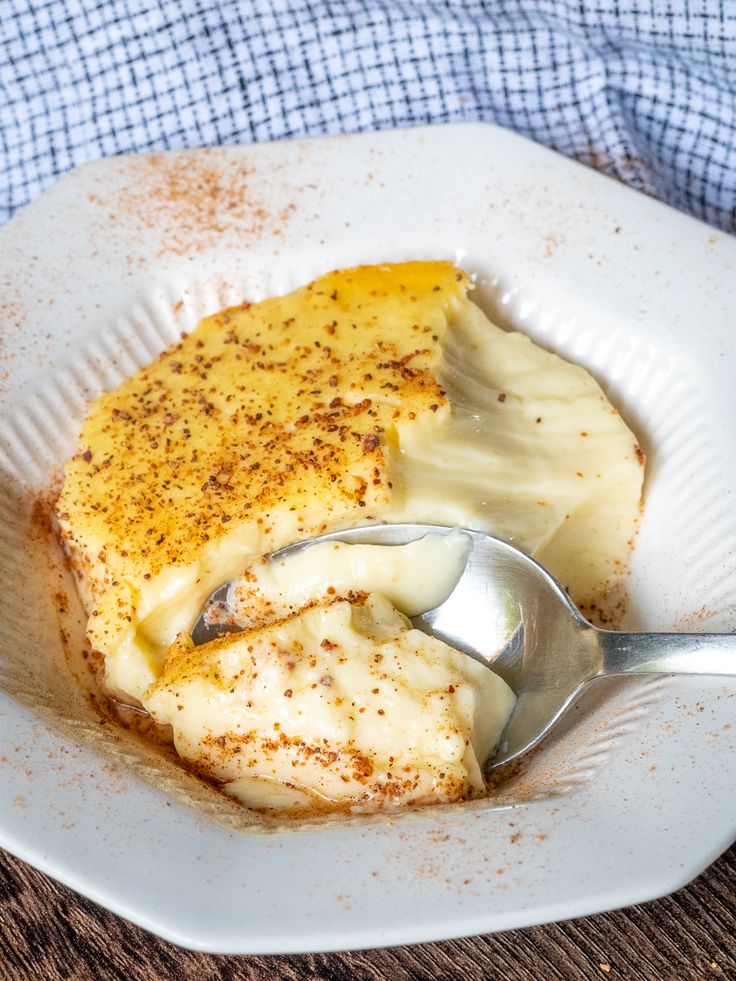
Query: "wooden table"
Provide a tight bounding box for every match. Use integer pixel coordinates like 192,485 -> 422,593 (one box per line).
0,845 -> 733,979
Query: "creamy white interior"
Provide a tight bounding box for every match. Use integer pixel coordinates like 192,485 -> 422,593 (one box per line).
389,300 -> 642,600
229,531 -> 471,628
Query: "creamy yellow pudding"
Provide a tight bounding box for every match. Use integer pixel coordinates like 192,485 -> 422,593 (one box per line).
147,592 -> 516,812
57,261 -> 644,813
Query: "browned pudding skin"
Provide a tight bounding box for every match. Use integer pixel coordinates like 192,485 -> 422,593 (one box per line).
56,264 -> 465,606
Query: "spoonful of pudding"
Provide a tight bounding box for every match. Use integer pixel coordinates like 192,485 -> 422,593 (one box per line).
192,523 -> 736,770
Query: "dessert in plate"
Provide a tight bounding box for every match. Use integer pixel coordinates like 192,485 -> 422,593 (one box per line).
56,260 -> 644,814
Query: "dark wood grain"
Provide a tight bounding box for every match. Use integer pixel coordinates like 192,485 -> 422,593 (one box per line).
0,846 -> 733,980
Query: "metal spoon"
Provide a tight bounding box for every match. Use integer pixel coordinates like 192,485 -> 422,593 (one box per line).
192,523 -> 736,769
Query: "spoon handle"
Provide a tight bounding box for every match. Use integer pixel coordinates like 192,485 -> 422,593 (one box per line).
596,629 -> 736,677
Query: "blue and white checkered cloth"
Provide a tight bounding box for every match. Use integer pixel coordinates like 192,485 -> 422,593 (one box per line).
1,1 -> 735,232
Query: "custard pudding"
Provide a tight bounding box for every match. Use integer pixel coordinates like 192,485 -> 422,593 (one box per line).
57,261 -> 644,812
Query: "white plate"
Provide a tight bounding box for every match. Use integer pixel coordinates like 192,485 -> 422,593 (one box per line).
0,124 -> 734,954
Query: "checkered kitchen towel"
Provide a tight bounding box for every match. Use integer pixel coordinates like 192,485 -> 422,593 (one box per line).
1,0 -> 735,232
